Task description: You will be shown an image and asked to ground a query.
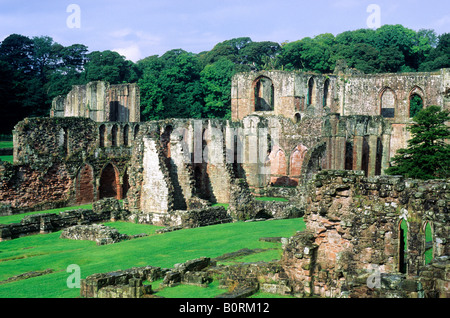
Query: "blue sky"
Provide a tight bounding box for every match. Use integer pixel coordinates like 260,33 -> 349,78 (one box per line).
1,0 -> 449,62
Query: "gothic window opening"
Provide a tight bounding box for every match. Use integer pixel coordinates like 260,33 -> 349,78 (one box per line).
122,168 -> 130,198
399,219 -> 408,274
111,125 -> 118,147
424,222 -> 433,265
323,78 -> 330,107
254,77 -> 274,111
307,77 -> 316,106
99,125 -> 106,148
409,93 -> 424,118
123,124 -> 129,146
381,88 -> 396,118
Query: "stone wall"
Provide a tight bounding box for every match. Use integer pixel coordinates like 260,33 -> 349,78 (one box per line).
0,117 -> 135,213
51,81 -> 140,123
231,69 -> 450,122
0,209 -> 112,241
282,170 -> 449,298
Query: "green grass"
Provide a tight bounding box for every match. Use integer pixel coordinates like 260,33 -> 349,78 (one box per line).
254,197 -> 289,202
0,204 -> 93,224
0,212 -> 305,298
0,141 -> 13,149
0,156 -> 13,163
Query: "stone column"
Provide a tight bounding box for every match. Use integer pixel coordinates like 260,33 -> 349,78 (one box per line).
368,135 -> 378,177
381,133 -> 391,175
353,135 -> 364,172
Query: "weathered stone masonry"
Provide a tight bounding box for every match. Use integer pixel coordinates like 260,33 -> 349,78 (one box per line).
282,170 -> 449,298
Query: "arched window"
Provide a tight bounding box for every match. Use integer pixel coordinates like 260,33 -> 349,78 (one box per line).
99,125 -> 106,148
254,76 -> 274,111
380,87 -> 396,118
111,125 -> 118,147
290,145 -> 308,176
323,78 -> 330,107
307,77 -> 316,106
399,219 -> 408,274
424,222 -> 433,265
122,168 -> 130,198
123,124 -> 129,146
409,93 -> 423,118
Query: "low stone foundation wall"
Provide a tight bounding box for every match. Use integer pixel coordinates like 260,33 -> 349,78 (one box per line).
253,200 -> 303,219
60,224 -> 147,245
0,209 -> 112,241
0,198 -> 129,241
132,206 -> 232,228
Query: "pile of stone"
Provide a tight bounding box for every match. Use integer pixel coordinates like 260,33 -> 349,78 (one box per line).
60,224 -> 146,245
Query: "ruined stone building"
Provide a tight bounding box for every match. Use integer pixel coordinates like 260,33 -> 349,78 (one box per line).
0,68 -> 449,297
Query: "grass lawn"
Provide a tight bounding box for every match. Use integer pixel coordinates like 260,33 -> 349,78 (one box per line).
0,204 -> 93,224
0,156 -> 13,163
0,141 -> 13,149
254,197 -> 289,202
0,209 -> 305,298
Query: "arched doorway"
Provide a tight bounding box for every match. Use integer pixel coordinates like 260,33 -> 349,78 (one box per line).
99,163 -> 119,199
76,164 -> 94,204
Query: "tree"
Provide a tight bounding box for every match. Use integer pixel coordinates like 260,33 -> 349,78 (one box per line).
200,58 -> 236,119
385,105 -> 450,179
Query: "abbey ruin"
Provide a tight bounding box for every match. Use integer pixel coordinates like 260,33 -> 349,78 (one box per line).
0,66 -> 449,298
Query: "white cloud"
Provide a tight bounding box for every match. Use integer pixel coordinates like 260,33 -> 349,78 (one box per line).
113,44 -> 142,62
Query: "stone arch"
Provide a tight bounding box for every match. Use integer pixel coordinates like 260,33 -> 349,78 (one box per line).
123,124 -> 129,146
290,144 -> 308,176
269,146 -> 287,185
98,163 -> 120,200
75,163 -> 95,204
409,86 -> 425,118
253,76 -> 274,111
111,124 -> 118,147
294,113 -> 301,123
307,77 -> 316,106
380,87 -> 396,118
99,124 -> 106,148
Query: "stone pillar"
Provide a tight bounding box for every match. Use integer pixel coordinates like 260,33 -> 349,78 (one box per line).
368,135 -> 378,177
335,136 -> 346,170
353,135 -> 364,172
381,133 -> 391,175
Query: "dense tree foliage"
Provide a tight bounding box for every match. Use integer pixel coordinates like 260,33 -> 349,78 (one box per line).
385,106 -> 450,180
1,25 -> 449,134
